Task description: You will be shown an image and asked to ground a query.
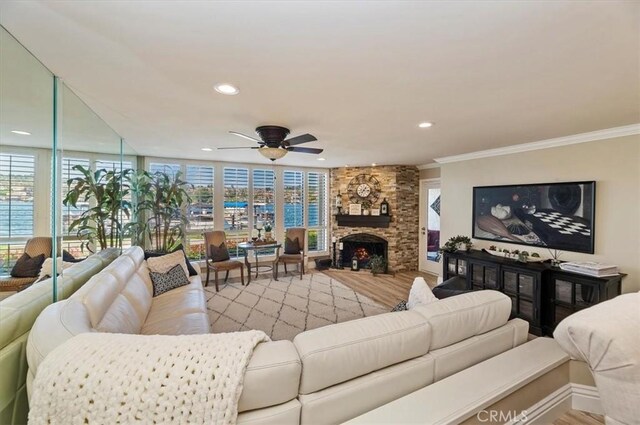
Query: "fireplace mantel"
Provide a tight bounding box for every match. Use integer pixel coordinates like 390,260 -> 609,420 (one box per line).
334,215 -> 391,228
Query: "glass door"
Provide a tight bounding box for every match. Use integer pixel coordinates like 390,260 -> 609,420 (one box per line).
419,179 -> 441,275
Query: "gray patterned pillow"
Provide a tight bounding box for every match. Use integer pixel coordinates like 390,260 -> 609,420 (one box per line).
391,300 -> 408,312
149,264 -> 190,297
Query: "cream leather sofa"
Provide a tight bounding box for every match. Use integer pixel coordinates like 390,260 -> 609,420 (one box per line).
0,248 -> 119,425
28,246 -> 529,425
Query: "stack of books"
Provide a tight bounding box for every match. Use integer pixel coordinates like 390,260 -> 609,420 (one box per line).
559,261 -> 619,277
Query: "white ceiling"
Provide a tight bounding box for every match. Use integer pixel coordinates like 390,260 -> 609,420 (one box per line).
1,1 -> 638,168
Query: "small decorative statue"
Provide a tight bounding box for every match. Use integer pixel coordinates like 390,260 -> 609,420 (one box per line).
336,191 -> 343,215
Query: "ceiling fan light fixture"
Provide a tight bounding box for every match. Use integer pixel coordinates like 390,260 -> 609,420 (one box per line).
258,146 -> 288,161
214,83 -> 239,95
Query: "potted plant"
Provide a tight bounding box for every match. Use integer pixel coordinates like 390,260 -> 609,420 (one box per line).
439,235 -> 473,253
368,255 -> 387,276
361,200 -> 371,216
125,169 -> 192,253
63,165 -> 131,253
264,223 -> 273,241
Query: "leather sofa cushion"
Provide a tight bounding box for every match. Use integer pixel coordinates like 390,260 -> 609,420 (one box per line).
294,310 -> 430,394
140,311 -> 210,335
238,340 -> 302,412
237,399 -> 301,425
411,290 -> 511,350
429,318 -> 529,381
144,278 -> 207,327
298,355 -> 434,425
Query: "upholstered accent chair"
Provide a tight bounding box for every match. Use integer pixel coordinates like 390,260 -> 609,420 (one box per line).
276,227 -> 306,280
0,237 -> 52,292
203,231 -> 244,292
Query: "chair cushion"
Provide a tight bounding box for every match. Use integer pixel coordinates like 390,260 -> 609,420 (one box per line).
284,237 -> 301,254
11,253 -> 45,278
141,312 -> 210,335
149,264 -> 191,297
144,244 -> 198,276
209,242 -> 231,262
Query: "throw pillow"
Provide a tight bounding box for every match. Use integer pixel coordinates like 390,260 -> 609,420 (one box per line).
62,250 -> 84,263
144,244 -> 198,276
11,253 -> 46,278
146,250 -> 190,279
391,300 -> 408,312
209,242 -> 230,262
284,237 -> 301,254
37,257 -> 75,282
406,277 -> 439,309
149,264 -> 190,297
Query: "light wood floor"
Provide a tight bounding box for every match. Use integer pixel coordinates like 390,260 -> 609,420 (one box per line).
553,410 -> 604,425
321,269 -> 438,308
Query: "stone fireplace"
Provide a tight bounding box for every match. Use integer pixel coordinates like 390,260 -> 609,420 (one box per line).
331,165 -> 419,272
340,233 -> 388,270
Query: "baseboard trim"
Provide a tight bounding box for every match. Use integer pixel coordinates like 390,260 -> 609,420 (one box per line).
506,383 -> 601,424
507,384 -> 572,425
570,383 -> 603,415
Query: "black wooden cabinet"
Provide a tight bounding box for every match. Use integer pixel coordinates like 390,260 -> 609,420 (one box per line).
442,250 -> 624,336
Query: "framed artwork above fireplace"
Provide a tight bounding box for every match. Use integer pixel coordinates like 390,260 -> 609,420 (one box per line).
472,181 -> 596,254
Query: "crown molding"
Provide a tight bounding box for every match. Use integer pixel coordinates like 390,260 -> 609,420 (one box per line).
433,123 -> 640,164
417,163 -> 441,170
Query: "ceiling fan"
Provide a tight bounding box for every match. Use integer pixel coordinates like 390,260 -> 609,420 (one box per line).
219,125 -> 323,161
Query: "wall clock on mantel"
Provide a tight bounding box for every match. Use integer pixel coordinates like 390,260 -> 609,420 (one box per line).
347,174 -> 381,205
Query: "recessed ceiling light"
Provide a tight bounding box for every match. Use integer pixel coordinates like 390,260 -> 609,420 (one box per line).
214,83 -> 239,95
318,157 -> 326,161
201,147 -> 213,152
11,130 -> 31,135
418,122 -> 433,128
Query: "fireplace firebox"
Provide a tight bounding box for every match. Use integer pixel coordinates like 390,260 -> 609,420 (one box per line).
340,233 -> 388,271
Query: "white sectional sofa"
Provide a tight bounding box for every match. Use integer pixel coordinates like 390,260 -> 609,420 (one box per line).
27,246 -> 529,424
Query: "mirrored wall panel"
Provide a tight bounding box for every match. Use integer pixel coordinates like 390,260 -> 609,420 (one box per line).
0,26 -> 54,300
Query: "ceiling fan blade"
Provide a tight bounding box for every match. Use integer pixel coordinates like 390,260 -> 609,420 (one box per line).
229,131 -> 263,143
217,146 -> 259,150
283,133 -> 317,146
286,146 -> 324,154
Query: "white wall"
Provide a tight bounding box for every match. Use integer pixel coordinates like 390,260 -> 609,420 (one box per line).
440,135 -> 640,293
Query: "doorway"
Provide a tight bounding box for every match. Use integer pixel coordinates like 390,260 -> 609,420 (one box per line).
419,179 -> 441,275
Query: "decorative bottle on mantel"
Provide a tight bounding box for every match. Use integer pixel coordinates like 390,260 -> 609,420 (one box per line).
336,191 -> 343,215
380,198 -> 390,216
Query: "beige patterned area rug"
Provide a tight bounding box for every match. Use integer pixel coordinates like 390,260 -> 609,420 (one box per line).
204,272 -> 389,341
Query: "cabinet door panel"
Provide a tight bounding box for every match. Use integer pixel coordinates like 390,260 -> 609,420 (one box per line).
485,267 -> 498,288
519,300 -> 534,320
555,280 -> 572,304
457,260 -> 467,276
472,264 -> 484,284
504,271 -> 517,293
519,275 -> 534,298
576,283 -> 598,308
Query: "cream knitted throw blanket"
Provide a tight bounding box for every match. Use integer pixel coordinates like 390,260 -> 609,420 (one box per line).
29,330 -> 269,425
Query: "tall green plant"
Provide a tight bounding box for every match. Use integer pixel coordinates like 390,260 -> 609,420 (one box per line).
125,170 -> 192,252
63,165 -> 130,252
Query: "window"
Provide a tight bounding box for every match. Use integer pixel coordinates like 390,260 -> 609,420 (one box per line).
223,167 -> 249,257
283,170 -> 304,228
307,172 -> 328,252
185,165 -> 214,259
149,162 -> 180,177
0,153 -> 35,273
252,169 -> 276,228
